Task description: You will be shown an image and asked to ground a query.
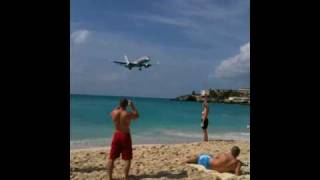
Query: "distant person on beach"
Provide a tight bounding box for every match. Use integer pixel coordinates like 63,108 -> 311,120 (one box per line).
107,98 -> 139,180
201,97 -> 209,141
183,146 -> 243,176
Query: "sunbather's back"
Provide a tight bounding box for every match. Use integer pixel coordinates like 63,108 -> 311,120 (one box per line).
211,153 -> 240,173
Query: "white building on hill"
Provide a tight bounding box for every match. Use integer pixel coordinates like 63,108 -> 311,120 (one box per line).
201,89 -> 210,96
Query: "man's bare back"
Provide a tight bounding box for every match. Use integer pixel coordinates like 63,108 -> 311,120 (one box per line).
111,108 -> 135,133
212,152 -> 241,174
110,100 -> 138,133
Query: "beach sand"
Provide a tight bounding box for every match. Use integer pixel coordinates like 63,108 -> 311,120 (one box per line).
70,140 -> 250,180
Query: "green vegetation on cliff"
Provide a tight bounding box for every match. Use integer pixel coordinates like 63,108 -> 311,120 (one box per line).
174,89 -> 250,105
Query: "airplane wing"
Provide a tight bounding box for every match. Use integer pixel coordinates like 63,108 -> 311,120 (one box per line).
113,61 -> 127,65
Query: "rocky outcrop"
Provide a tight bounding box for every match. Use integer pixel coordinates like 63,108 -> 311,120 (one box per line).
173,89 -> 250,105
174,95 -> 197,101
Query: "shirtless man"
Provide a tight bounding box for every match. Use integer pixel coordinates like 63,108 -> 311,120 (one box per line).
183,146 -> 243,176
107,99 -> 139,180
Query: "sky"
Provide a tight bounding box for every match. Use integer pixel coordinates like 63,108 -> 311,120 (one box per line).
71,0 -> 250,98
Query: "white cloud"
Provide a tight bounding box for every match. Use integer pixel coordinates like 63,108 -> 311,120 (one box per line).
153,0 -> 247,22
71,29 -> 90,44
129,0 -> 248,46
132,15 -> 196,28
214,42 -> 250,78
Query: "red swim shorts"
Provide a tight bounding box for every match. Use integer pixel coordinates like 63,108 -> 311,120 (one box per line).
109,131 -> 132,160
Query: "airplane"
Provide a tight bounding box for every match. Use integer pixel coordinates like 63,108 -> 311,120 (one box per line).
113,55 -> 152,70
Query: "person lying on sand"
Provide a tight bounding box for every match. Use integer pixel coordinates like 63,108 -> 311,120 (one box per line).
183,146 -> 243,176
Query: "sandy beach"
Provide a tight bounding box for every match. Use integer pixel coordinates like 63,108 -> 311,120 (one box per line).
70,140 -> 250,180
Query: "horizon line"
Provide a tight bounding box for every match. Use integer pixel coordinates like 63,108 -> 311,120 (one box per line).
70,93 -> 173,99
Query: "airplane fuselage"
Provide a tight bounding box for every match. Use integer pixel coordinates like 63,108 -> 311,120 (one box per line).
113,55 -> 152,70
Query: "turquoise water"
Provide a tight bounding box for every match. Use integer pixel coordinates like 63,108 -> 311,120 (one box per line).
71,94 -> 250,148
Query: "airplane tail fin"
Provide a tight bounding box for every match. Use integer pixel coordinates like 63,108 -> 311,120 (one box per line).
124,54 -> 129,64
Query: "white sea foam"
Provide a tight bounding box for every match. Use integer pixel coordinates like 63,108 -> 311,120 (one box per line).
70,138 -> 110,149
70,130 -> 250,149
160,130 -> 250,141
161,130 -> 203,139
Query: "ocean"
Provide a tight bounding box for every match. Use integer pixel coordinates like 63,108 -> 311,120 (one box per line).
71,94 -> 250,149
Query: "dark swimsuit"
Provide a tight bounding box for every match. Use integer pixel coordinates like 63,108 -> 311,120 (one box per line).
201,118 -> 209,129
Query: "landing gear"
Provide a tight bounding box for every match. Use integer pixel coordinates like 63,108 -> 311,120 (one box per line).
129,67 -> 132,70
139,68 -> 142,71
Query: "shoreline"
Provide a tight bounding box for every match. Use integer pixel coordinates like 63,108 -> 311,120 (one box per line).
171,99 -> 250,105
71,139 -> 250,151
70,136 -> 250,150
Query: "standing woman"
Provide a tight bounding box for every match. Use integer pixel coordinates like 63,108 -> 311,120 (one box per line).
201,98 -> 209,141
